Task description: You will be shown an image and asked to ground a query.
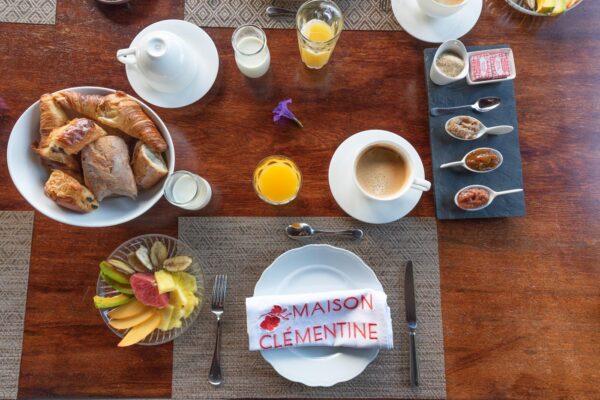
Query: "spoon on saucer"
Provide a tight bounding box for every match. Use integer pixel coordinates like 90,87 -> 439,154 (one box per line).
440,147 -> 503,173
445,116 -> 514,141
266,6 -> 296,17
455,185 -> 523,211
431,96 -> 501,116
286,222 -> 364,240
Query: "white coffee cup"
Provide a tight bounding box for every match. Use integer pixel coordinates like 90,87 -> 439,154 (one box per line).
416,0 -> 471,18
117,30 -> 198,93
353,140 -> 431,202
430,39 -> 468,85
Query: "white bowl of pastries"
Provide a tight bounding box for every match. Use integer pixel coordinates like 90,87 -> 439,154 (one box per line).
7,86 -> 175,227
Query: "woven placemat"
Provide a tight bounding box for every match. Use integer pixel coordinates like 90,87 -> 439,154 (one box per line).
185,0 -> 402,31
174,217 -> 445,399
0,211 -> 34,400
0,0 -> 57,24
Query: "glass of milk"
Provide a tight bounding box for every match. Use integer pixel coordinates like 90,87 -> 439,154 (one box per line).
232,25 -> 270,78
164,171 -> 212,210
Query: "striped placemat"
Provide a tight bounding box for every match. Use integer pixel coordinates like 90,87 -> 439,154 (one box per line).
173,216 -> 445,399
0,211 -> 34,400
185,0 -> 402,31
0,0 -> 57,24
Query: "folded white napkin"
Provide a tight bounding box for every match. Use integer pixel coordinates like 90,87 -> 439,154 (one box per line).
246,288 -> 393,351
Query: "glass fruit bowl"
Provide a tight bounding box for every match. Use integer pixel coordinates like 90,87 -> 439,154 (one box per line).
505,0 -> 582,16
96,234 -> 205,346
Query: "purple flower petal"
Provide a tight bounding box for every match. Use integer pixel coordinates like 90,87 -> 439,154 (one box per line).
0,96 -> 7,115
272,98 -> 303,128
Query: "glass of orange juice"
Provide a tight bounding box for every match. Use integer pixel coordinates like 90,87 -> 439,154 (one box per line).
253,156 -> 302,205
296,0 -> 344,69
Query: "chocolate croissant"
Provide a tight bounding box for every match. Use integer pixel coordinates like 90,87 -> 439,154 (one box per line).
41,118 -> 107,155
44,170 -> 99,213
53,91 -> 167,153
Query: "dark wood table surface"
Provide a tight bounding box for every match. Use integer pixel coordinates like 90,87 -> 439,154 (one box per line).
1,0 -> 598,398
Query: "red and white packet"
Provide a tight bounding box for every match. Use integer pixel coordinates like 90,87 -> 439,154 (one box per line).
246,288 -> 393,351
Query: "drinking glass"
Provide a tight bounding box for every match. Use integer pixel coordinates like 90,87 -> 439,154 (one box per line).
232,25 -> 270,78
296,0 -> 344,69
164,170 -> 212,210
253,156 -> 302,205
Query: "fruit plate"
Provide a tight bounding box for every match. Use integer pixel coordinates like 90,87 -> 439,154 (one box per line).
505,0 -> 582,16
96,234 -> 205,346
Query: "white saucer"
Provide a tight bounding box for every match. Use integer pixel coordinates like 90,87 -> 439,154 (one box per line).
255,245 -> 382,387
392,0 -> 483,43
124,19 -> 219,108
328,130 -> 425,224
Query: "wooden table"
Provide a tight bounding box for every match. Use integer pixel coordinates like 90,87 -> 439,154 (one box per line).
1,0 -> 598,398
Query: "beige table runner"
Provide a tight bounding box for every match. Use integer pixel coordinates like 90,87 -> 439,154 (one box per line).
0,0 -> 57,24
185,0 -> 402,31
0,211 -> 35,400
174,216 -> 445,399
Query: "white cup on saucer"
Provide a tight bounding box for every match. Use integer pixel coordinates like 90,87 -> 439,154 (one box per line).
352,140 -> 431,203
117,30 -> 198,93
416,0 -> 472,18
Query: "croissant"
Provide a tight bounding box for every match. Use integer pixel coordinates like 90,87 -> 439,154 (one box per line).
53,91 -> 167,153
39,93 -> 68,142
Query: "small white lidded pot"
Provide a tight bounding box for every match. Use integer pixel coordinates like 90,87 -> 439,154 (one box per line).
430,39 -> 469,86
117,30 -> 198,93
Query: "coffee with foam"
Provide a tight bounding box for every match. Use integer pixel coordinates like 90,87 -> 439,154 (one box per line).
355,145 -> 411,199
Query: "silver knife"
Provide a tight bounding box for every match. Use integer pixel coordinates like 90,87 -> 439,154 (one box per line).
405,260 -> 419,387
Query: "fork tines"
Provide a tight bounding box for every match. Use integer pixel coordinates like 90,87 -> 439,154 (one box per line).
211,274 -> 228,309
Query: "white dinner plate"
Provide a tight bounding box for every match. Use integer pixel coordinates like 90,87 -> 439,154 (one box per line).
254,245 -> 382,387
392,0 -> 483,43
328,129 -> 425,224
6,86 -> 175,227
124,19 -> 219,108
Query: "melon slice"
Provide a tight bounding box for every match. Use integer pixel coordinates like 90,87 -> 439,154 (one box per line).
109,308 -> 154,330
108,299 -> 148,320
117,311 -> 161,347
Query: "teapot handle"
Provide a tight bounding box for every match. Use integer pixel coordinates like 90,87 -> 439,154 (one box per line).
117,48 -> 137,65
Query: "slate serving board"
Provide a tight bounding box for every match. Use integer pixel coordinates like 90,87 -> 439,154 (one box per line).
424,45 -> 526,220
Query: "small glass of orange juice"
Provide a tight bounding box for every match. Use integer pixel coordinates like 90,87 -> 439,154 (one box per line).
296,0 -> 344,69
253,156 -> 302,205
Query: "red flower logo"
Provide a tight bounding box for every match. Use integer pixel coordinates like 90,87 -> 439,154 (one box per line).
259,305 -> 291,332
260,315 -> 281,331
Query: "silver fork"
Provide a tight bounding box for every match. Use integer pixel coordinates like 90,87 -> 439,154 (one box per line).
379,0 -> 391,11
208,274 -> 228,386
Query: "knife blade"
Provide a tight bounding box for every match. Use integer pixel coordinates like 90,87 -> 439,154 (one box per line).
404,260 -> 419,387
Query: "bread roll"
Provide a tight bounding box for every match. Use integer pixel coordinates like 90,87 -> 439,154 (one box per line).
81,136 -> 137,201
131,141 -> 168,189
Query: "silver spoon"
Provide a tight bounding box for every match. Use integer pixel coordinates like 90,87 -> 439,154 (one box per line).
266,6 -> 296,17
440,147 -> 503,173
454,185 -> 523,211
444,116 -> 514,141
286,222 -> 364,240
430,96 -> 501,116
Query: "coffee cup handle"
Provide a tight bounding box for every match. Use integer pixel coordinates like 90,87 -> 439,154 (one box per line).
411,177 -> 431,192
117,48 -> 137,65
